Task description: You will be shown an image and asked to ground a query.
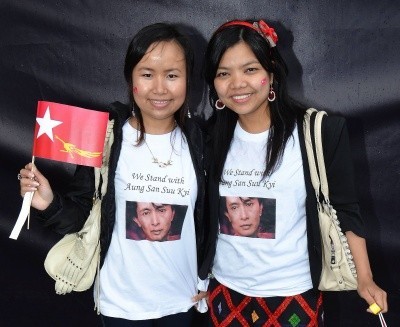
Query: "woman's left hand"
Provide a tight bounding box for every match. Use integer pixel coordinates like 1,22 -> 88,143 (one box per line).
357,277 -> 388,314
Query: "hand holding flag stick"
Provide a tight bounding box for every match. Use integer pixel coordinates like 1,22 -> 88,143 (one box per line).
10,156 -> 35,240
11,101 -> 109,240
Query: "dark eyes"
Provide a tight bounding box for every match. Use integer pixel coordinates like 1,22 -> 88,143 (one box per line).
215,67 -> 259,78
216,72 -> 228,78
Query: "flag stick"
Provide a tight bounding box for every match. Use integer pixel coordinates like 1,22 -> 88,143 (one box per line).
27,155 -> 35,230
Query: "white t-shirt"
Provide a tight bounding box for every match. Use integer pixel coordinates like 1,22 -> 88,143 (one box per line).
212,122 -> 312,297
97,121 -> 199,320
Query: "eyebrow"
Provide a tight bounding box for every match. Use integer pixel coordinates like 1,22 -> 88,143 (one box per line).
136,67 -> 184,73
218,60 -> 260,70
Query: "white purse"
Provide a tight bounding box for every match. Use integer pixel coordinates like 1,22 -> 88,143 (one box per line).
44,120 -> 114,294
303,109 -> 358,291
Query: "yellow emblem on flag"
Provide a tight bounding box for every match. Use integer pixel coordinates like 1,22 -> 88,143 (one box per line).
56,135 -> 102,159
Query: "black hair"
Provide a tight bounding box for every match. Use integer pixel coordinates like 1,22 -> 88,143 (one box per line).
124,23 -> 194,144
204,20 -> 306,181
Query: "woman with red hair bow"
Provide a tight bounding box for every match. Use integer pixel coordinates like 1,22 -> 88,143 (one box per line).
202,19 -> 387,326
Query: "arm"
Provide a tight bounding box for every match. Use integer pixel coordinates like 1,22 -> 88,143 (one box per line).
346,231 -> 388,313
19,162 -> 94,235
323,116 -> 388,313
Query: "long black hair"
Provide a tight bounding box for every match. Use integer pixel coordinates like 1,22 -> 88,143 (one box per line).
204,20 -> 306,181
124,23 -> 194,144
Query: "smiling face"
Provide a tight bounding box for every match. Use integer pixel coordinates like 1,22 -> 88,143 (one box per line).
214,41 -> 272,124
131,40 -> 187,130
133,202 -> 175,241
224,196 -> 263,237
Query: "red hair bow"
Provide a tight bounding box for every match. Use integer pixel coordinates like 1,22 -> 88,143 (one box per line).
253,20 -> 278,47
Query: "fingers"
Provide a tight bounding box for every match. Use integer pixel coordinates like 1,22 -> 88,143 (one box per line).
18,163 -> 54,210
369,289 -> 388,313
19,167 -> 40,196
360,283 -> 388,314
192,291 -> 208,303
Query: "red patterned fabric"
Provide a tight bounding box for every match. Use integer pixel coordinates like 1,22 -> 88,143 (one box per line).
209,280 -> 323,326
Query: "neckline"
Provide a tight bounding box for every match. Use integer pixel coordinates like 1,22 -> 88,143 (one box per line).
234,121 -> 269,142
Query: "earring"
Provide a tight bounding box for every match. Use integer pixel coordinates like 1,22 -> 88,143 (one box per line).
268,85 -> 276,102
215,99 -> 226,110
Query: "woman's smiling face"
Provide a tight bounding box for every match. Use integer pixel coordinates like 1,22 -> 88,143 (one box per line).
214,41 -> 272,120
131,40 -> 187,127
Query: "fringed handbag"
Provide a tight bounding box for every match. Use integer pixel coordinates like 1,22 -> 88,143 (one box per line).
303,109 -> 358,291
44,119 -> 114,294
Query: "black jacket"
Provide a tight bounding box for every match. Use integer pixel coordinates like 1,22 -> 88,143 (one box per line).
39,102 -> 207,272
200,112 -> 365,287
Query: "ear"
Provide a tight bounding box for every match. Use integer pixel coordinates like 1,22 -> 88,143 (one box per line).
133,217 -> 141,227
225,212 -> 232,223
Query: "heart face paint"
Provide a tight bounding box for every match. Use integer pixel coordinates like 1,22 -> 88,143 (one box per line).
133,86 -> 138,94
261,78 -> 267,85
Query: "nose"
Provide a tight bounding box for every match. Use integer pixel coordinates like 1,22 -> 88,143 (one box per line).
230,72 -> 246,89
153,76 -> 167,94
150,212 -> 160,225
238,206 -> 248,220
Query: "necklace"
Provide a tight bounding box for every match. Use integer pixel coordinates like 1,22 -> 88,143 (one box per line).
144,138 -> 174,168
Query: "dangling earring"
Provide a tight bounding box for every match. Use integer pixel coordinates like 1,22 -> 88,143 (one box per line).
215,99 -> 226,110
268,85 -> 276,102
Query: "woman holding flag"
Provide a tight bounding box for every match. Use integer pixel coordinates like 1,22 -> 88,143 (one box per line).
18,23 -> 208,326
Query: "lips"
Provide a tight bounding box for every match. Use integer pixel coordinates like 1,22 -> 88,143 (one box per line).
231,93 -> 251,103
151,229 -> 164,235
240,224 -> 252,230
150,99 -> 171,107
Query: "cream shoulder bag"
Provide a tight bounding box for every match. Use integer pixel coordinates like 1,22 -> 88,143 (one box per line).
303,109 -> 358,291
44,119 -> 114,294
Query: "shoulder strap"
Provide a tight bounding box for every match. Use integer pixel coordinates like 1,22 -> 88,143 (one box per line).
303,108 -> 320,200
313,111 -> 329,202
303,108 -> 329,203
94,119 -> 115,199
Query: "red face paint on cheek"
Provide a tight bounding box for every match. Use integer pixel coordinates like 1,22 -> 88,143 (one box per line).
133,86 -> 138,94
261,78 -> 267,85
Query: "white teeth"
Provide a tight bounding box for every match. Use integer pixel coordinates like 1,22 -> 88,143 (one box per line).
232,94 -> 250,100
152,100 -> 169,104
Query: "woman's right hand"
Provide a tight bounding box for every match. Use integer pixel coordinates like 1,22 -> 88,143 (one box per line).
19,163 -> 54,211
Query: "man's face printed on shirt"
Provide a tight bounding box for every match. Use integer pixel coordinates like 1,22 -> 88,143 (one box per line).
224,197 -> 263,237
134,202 -> 175,241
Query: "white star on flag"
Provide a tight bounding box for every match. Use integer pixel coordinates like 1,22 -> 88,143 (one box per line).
36,106 -> 63,141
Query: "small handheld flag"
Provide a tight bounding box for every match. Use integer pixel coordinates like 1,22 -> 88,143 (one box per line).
33,101 -> 109,167
11,101 -> 110,240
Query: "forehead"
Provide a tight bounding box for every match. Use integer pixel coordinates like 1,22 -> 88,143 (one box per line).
137,40 -> 186,68
219,41 -> 257,66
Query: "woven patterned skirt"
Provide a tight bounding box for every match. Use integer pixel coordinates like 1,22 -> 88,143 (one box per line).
209,279 -> 323,327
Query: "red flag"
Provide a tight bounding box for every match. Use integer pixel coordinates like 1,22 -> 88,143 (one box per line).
32,101 -> 109,167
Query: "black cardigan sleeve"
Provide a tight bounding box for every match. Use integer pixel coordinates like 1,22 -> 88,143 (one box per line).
36,165 -> 95,235
322,115 -> 365,238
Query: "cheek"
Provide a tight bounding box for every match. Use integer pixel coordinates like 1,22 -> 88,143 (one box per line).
214,81 -> 225,97
261,78 -> 267,85
133,86 -> 138,94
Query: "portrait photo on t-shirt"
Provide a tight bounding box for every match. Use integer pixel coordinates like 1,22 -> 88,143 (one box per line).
219,196 -> 276,238
125,201 -> 187,242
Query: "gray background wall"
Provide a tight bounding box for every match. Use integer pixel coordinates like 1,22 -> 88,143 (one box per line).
1,1 -> 399,325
